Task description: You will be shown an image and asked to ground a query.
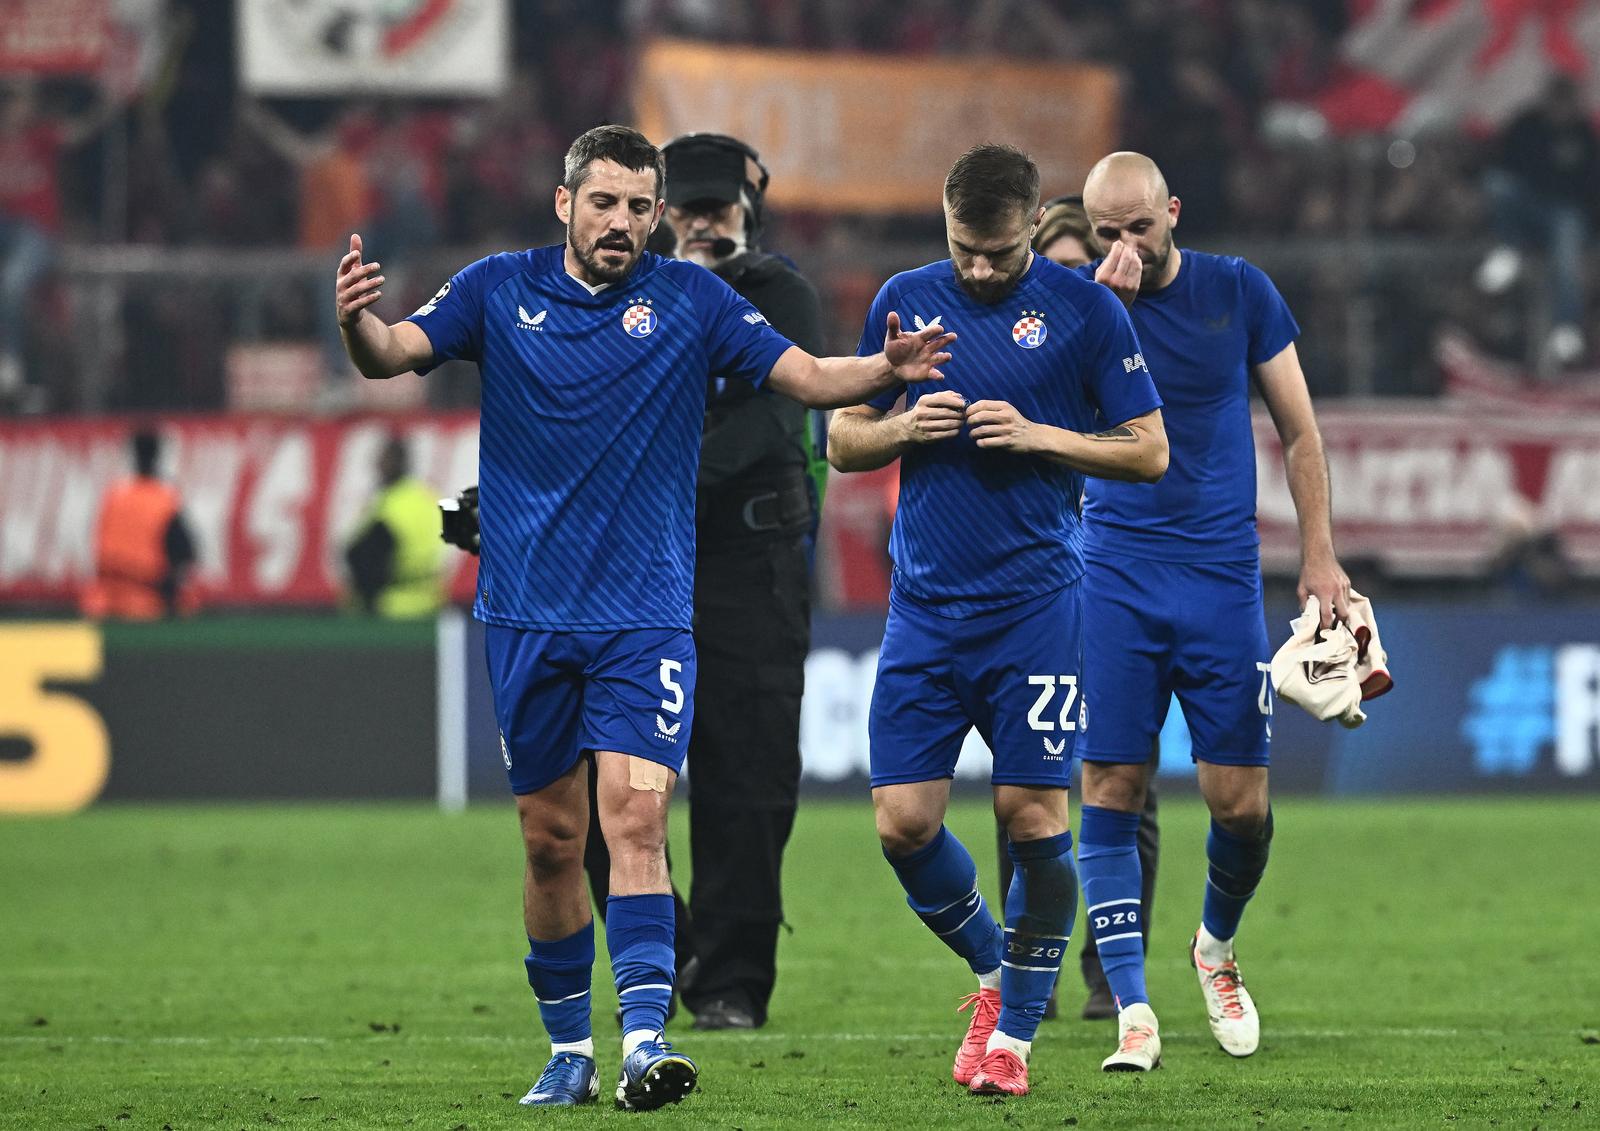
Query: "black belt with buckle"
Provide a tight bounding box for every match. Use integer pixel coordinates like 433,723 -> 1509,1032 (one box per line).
699,470 -> 813,540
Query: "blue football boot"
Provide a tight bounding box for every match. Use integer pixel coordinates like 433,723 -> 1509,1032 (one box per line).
518,1051 -> 599,1106
614,1038 -> 698,1111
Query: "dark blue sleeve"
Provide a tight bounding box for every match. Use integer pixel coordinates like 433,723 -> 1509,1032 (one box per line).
1241,260 -> 1300,367
1079,286 -> 1162,426
403,257 -> 490,375
694,269 -> 795,389
1072,262 -> 1100,283
857,282 -> 905,413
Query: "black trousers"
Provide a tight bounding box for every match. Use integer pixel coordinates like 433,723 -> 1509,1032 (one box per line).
584,531 -> 809,1024
996,781 -> 1160,992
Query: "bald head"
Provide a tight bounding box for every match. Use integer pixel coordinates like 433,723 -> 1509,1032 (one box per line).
1082,151 -> 1182,293
1083,152 -> 1169,216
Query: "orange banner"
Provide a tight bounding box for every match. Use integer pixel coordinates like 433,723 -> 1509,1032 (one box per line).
633,39 -> 1120,214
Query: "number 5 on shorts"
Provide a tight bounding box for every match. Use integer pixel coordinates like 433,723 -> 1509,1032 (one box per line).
659,659 -> 685,714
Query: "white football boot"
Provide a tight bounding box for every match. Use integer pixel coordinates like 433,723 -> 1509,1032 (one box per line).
1101,1001 -> 1162,1071
1191,930 -> 1259,1057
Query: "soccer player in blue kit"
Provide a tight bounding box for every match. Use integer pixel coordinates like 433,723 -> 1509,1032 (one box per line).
827,145 -> 1168,1098
331,125 -> 955,1111
1075,152 -> 1351,1071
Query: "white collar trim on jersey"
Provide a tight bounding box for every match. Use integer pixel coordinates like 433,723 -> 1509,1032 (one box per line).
566,271 -> 612,296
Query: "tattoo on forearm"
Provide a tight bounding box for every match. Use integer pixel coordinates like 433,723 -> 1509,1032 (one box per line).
1089,425 -> 1137,442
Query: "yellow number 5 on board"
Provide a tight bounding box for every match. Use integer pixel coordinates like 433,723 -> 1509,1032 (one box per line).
0,624 -> 110,813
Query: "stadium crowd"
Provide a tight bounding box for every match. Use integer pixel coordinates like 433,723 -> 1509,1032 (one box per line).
1,0 -> 1595,413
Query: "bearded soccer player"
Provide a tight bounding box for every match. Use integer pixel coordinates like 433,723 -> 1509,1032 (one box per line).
828,144 -> 1166,1098
1075,152 -> 1351,1071
333,124 -> 953,1111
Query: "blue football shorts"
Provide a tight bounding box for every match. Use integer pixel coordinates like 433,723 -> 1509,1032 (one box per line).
1079,551 -> 1272,767
869,582 -> 1082,789
484,623 -> 696,795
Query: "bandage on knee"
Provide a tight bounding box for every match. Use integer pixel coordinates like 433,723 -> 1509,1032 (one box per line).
627,756 -> 669,793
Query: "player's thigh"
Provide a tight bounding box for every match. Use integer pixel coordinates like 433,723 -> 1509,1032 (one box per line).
1195,761 -> 1269,829
1080,555 -> 1173,765
868,601 -> 969,789
514,755 -> 591,863
593,747 -> 676,853
993,783 -> 1070,842
581,626 -> 697,778
1170,561 -> 1272,768
967,584 -> 1082,791
485,624 -> 586,795
872,778 -> 954,855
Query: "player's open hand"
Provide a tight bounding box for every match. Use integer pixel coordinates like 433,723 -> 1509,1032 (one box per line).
336,234 -> 385,328
899,389 -> 967,445
1096,241 -> 1141,308
966,399 -> 1036,452
883,310 -> 955,383
1299,551 -> 1352,630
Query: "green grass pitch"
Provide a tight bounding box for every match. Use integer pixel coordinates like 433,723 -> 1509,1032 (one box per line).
3,797 -> 1597,1129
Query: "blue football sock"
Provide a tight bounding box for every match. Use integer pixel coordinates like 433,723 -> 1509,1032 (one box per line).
1202,809 -> 1273,942
605,894 -> 675,1037
998,830 -> 1076,1042
1078,804 -> 1149,1010
525,921 -> 595,1044
885,825 -> 1002,976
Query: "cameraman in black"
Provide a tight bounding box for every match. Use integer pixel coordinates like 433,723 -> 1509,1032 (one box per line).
585,133 -> 825,1031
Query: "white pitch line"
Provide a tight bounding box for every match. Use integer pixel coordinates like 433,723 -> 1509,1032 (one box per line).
0,1027 -> 1556,1047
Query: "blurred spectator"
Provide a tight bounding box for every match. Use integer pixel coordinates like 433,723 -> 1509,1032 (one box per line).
1475,74 -> 1600,371
81,430 -> 198,620
343,434 -> 444,618
0,79 -> 118,407
1034,194 -> 1098,267
241,100 -> 377,253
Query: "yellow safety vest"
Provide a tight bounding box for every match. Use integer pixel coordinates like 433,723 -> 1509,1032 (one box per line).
368,477 -> 444,619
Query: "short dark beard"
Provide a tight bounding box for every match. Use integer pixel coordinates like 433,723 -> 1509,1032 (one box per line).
1138,229 -> 1175,293
568,218 -> 641,285
951,263 -> 1023,305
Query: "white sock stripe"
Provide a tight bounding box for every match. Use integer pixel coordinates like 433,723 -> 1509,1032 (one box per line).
1094,930 -> 1143,945
535,990 -> 590,1005
936,902 -> 987,937
1001,928 -> 1071,940
1205,877 -> 1258,899
1000,960 -> 1061,972
1086,898 -> 1142,913
617,984 -> 673,996
928,888 -> 981,917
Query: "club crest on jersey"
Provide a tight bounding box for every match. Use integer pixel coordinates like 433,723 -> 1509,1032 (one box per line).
622,300 -> 657,338
1012,309 -> 1047,349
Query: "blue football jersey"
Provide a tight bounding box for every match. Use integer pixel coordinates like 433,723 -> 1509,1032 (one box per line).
859,256 -> 1161,617
406,245 -> 794,630
1078,251 -> 1299,562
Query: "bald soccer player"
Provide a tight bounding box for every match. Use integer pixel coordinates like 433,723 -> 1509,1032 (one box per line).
1072,153 -> 1350,1071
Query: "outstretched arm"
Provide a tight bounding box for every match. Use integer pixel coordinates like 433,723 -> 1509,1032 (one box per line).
336,234 -> 434,379
964,402 -> 1168,482
1254,341 -> 1349,626
763,312 -> 955,409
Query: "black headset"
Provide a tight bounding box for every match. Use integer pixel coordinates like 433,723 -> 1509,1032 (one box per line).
664,132 -> 772,239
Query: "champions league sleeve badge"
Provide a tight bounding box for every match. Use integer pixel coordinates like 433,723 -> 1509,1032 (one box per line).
1012,310 -> 1048,349
622,300 -> 658,338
